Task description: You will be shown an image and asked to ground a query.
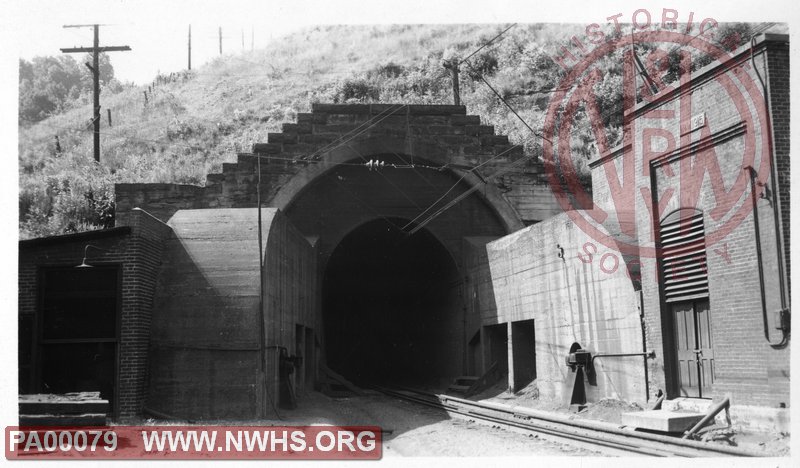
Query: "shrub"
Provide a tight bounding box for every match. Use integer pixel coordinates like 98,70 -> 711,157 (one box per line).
334,77 -> 380,103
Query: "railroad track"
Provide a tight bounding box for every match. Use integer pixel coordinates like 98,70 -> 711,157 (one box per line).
367,384 -> 760,457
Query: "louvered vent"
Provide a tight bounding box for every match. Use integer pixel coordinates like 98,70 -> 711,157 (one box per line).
660,213 -> 709,303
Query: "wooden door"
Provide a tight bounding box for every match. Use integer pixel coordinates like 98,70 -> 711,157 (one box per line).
672,299 -> 714,398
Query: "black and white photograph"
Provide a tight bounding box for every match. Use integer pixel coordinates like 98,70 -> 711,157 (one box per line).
2,0 -> 797,464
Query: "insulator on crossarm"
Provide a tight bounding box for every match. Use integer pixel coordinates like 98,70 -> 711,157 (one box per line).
366,159 -> 385,171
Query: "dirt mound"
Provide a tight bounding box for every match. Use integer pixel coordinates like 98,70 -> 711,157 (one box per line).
575,398 -> 643,424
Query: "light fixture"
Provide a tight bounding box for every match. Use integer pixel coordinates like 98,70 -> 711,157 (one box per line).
76,244 -> 108,268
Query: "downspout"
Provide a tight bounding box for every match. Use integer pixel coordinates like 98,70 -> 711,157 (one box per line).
745,166 -> 777,346
750,37 -> 790,349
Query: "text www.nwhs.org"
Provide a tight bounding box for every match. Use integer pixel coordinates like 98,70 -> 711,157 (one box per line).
5,426 -> 382,459
142,428 -> 378,453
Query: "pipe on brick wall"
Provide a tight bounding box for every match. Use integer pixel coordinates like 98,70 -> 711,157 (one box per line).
750,38 -> 790,350
746,166 -> 789,349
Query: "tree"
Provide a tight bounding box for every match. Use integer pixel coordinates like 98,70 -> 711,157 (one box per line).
18,53 -> 115,124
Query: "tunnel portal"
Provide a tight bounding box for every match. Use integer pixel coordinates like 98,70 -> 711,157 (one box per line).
323,218 -> 462,386
283,153 -> 509,386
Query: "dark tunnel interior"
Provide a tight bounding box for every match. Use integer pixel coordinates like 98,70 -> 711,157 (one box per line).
322,218 -> 462,387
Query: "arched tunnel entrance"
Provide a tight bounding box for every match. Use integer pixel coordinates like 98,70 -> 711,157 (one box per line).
283,153 -> 511,387
323,218 -> 462,386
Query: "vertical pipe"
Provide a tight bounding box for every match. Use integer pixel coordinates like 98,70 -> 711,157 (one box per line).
219,27 -> 222,55
188,25 -> 192,70
751,37 -> 790,349
747,167 -> 771,342
257,154 -> 267,418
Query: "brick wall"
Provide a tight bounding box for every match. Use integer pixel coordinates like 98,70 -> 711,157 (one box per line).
590,34 -> 790,407
765,40 -> 790,292
19,209 -> 172,419
117,210 -> 172,417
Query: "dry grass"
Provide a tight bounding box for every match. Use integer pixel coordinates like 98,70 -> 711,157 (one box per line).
16,23 -> 621,238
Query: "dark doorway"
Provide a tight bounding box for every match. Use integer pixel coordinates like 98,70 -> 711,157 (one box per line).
304,327 -> 315,391
295,324 -> 305,393
672,299 -> 715,398
483,324 -> 509,376
322,218 -> 461,386
511,319 -> 536,391
37,266 -> 119,413
467,332 -> 481,376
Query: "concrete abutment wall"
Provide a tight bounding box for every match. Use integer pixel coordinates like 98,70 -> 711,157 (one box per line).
146,208 -> 316,420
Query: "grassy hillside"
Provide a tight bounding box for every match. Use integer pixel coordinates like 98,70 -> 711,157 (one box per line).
18,22 -> 759,238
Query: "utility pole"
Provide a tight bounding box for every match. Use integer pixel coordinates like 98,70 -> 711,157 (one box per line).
219,27 -> 222,55
443,59 -> 461,106
251,26 -> 254,51
61,24 -> 130,162
242,29 -> 245,50
188,25 -> 192,70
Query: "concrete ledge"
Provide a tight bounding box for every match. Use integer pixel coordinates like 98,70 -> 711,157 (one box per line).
621,410 -> 705,433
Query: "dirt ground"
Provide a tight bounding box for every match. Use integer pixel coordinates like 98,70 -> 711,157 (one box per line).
275,390 -> 605,457
132,383 -> 789,457
471,379 -> 791,457
134,389 -> 603,457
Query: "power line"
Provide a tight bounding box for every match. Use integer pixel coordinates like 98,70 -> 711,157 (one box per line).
400,139 -> 531,231
322,169 -> 408,233
408,150 -> 534,235
293,104 -> 408,162
345,144 -> 424,210
458,23 -> 517,66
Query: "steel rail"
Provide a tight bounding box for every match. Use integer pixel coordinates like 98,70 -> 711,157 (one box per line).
368,384 -> 760,458
371,385 -> 685,457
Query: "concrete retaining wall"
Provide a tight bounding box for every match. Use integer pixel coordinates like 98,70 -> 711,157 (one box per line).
146,208 -> 316,420
475,212 -> 646,403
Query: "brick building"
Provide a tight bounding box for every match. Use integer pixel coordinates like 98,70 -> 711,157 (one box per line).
587,33 -> 790,417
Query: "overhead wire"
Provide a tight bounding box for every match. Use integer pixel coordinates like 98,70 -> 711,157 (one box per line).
345,143 -> 424,210
458,23 -> 518,66
401,23 -> 540,234
299,104 -> 406,161
400,139 -> 531,231
408,150 -> 534,235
